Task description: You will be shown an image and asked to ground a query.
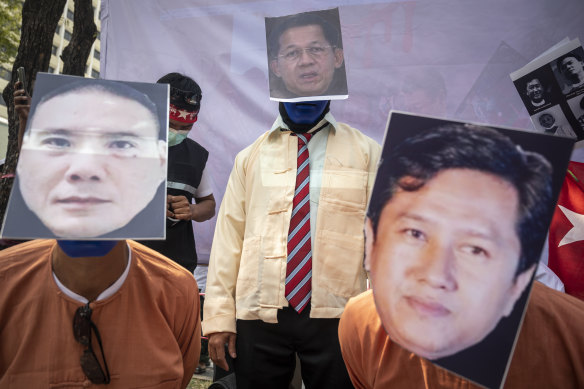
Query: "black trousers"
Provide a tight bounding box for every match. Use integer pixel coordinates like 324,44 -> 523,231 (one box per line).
234,306 -> 353,389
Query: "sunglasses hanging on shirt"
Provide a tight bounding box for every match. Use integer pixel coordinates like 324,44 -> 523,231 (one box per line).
73,303 -> 111,384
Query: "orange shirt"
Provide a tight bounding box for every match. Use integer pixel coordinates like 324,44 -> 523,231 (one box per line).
339,282 -> 584,389
0,240 -> 200,389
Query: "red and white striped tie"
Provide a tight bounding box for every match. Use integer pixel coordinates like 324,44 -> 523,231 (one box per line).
286,132 -> 313,313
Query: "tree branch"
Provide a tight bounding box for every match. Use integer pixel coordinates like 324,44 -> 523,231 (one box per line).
61,0 -> 97,76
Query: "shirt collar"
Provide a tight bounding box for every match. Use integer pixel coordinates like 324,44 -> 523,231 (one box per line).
52,241 -> 132,304
269,112 -> 338,139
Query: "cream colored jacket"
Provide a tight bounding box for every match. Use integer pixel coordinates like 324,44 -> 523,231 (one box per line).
203,114 -> 380,335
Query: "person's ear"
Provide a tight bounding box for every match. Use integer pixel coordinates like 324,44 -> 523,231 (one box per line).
502,263 -> 536,317
333,47 -> 344,69
364,218 -> 375,272
270,59 -> 282,78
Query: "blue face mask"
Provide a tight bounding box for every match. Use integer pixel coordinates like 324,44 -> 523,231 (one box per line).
168,129 -> 189,146
283,101 -> 329,124
58,240 -> 118,258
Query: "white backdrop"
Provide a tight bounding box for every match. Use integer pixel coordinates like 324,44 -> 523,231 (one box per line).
101,0 -> 584,263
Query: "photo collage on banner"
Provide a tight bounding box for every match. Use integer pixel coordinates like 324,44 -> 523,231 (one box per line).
366,111 -> 574,388
0,73 -> 169,240
265,7 -> 349,102
511,38 -> 584,140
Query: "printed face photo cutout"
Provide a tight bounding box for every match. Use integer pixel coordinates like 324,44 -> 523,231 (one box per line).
555,48 -> 584,95
1,73 -> 168,240
531,104 -> 577,139
567,94 -> 584,129
364,112 -> 573,388
525,78 -> 546,106
266,8 -> 348,102
512,69 -> 559,116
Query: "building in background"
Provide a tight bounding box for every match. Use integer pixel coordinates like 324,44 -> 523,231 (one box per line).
0,0 -> 101,161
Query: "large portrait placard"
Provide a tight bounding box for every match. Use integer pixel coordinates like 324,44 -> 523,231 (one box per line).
366,111 -> 574,388
265,8 -> 348,102
1,73 -> 169,240
511,39 -> 584,140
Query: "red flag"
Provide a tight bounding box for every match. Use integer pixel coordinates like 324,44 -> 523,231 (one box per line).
548,161 -> 584,301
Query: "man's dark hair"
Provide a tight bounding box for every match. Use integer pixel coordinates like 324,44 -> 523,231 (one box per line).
29,78 -> 164,139
556,52 -> 583,73
368,124 -> 553,278
524,78 -> 542,95
267,12 -> 342,59
157,72 -> 202,112
579,95 -> 584,110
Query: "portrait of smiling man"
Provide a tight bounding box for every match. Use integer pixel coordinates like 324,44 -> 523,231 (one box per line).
525,77 -> 548,108
336,114 -> 578,389
2,74 -> 168,239
266,8 -> 348,101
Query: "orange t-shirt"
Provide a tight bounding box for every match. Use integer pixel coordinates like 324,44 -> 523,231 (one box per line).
0,239 -> 200,388
339,282 -> 584,388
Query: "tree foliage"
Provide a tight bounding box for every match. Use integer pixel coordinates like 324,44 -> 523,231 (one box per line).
0,0 -> 22,65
